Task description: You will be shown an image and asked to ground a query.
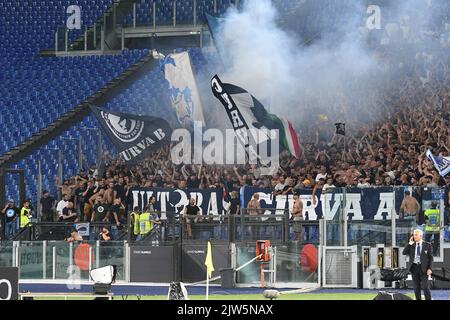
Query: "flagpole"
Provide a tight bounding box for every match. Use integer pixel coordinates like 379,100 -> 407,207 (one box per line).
206,271 -> 209,300
344,134 -> 347,153
205,240 -> 214,300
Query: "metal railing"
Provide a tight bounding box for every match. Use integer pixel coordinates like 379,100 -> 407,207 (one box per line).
0,240 -> 127,281
125,0 -> 233,28
128,209 -> 320,245
3,185 -> 448,251
53,0 -> 242,53
8,222 -> 126,242
320,186 -> 448,259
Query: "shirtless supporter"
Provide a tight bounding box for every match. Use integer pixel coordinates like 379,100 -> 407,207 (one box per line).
400,190 -> 421,224
247,193 -> 262,239
292,192 -> 304,241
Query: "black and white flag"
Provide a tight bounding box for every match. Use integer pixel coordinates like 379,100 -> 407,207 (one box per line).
426,149 -> 450,177
90,106 -> 172,163
335,122 -> 346,136
210,75 -> 300,159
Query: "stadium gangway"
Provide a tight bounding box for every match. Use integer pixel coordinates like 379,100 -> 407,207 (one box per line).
126,210 -> 320,245
239,208 -> 320,245
127,212 -> 233,244
20,222 -> 126,242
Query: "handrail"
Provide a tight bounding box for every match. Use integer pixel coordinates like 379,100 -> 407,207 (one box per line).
12,224 -> 32,241
10,212 -> 324,244
30,221 -> 124,241
31,221 -> 117,226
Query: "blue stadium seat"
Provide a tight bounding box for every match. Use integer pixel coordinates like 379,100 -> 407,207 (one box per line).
0,0 -> 224,203
0,1 -> 151,201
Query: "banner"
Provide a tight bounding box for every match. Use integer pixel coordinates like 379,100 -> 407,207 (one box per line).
129,188 -> 224,219
162,51 -> 205,128
90,106 -> 172,164
129,186 -> 446,221
75,223 -> 90,237
0,268 -> 18,300
241,186 -> 419,221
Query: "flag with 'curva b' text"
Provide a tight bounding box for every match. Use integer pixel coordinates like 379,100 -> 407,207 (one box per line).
90,105 -> 172,164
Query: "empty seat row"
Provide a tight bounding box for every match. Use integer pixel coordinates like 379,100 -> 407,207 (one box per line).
1,0 -> 221,203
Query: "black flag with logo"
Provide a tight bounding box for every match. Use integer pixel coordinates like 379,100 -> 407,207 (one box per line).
335,122 -> 346,136
90,106 -> 172,163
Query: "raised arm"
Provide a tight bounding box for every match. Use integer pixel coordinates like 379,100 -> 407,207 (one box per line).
197,165 -> 202,180
181,165 -> 189,180
233,166 -> 242,181
312,185 -> 319,205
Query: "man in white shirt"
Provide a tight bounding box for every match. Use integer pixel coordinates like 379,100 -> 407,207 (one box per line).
322,178 -> 336,192
357,178 -> 371,188
56,194 -> 70,220
273,176 -> 287,196
315,166 -> 327,182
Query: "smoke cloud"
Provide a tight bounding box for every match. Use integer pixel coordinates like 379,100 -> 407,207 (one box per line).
199,0 -> 446,139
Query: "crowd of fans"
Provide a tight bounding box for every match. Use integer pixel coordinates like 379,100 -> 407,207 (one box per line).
2,28 -> 449,244
93,45 -> 450,198
35,42 -> 449,227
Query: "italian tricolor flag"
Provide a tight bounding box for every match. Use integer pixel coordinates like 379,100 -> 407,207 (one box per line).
270,114 -> 301,159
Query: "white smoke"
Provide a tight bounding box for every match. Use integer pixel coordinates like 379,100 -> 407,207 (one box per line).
217,0 -> 300,111
215,0 -> 377,121
206,0 -> 443,132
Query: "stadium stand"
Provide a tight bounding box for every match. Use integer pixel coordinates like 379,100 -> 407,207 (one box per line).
1,0 -> 448,208
0,0 -> 239,203
0,0 -> 149,201
1,1 -> 450,301
0,0 -> 114,51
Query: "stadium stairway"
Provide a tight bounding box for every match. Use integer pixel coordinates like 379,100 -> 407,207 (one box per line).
0,51 -> 159,172
68,0 -> 135,52
56,0 -> 236,54
0,0 -> 222,203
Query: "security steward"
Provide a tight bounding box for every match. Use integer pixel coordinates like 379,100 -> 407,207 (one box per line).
19,200 -> 32,240
131,206 -> 141,240
137,205 -> 152,241
20,200 -> 32,229
424,201 -> 440,255
137,204 -> 161,241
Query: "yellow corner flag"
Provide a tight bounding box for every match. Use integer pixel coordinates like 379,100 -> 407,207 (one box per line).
205,241 -> 215,278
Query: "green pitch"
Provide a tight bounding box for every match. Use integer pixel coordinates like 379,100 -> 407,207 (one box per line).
30,292 -> 415,300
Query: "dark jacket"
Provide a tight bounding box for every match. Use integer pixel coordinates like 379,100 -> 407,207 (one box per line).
403,241 -> 433,274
